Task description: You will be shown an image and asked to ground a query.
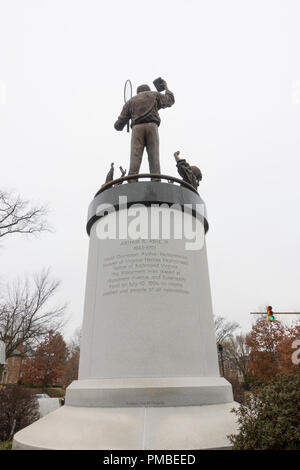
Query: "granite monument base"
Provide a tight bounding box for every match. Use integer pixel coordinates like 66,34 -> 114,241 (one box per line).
13,182 -> 239,450
66,377 -> 233,407
13,401 -> 238,450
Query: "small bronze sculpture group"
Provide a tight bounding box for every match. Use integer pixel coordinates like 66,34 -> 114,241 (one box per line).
105,78 -> 202,191
102,163 -> 126,187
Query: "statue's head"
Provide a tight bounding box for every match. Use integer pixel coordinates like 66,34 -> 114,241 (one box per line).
137,84 -> 151,94
191,166 -> 202,186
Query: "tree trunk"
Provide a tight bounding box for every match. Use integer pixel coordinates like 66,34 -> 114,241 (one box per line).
0,363 -> 5,383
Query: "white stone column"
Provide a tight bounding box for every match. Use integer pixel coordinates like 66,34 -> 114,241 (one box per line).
13,182 -> 238,450
67,203 -> 233,407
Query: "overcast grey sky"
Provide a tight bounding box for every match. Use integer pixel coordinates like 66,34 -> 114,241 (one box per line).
1,0 -> 300,339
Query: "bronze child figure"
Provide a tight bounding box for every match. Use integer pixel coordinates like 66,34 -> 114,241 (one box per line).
174,151 -> 202,190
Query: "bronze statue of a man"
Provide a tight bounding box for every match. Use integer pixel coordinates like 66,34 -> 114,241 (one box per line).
114,80 -> 175,179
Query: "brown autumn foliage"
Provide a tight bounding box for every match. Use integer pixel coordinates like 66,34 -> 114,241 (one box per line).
62,328 -> 80,388
277,323 -> 300,374
247,316 -> 300,384
21,331 -> 68,388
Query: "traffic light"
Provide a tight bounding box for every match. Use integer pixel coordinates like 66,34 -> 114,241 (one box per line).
266,306 -> 274,322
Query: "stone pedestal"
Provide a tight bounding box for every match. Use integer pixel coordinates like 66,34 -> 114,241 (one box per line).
13,403 -> 238,450
13,182 -> 238,450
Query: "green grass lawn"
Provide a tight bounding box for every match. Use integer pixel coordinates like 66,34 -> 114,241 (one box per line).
0,441 -> 12,450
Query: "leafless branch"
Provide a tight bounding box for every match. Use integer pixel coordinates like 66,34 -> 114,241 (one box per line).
0,270 -> 67,361
0,190 -> 51,239
214,315 -> 240,344
222,334 -> 251,379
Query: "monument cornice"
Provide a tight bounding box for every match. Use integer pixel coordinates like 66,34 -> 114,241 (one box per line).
87,179 -> 209,236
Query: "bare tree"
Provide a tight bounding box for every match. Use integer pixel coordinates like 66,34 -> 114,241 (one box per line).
222,334 -> 251,381
63,327 -> 81,388
67,326 -> 81,355
214,315 -> 240,344
0,189 -> 50,239
0,386 -> 40,441
0,270 -> 67,380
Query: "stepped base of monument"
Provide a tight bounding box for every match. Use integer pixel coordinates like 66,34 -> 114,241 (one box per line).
13,402 -> 239,450
66,376 -> 233,407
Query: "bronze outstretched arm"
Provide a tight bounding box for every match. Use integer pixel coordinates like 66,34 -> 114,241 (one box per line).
157,81 -> 175,109
114,101 -> 131,131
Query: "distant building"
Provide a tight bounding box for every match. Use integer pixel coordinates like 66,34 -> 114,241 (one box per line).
0,344 -> 30,384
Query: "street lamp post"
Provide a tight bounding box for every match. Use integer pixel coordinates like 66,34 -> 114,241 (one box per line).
218,343 -> 225,377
